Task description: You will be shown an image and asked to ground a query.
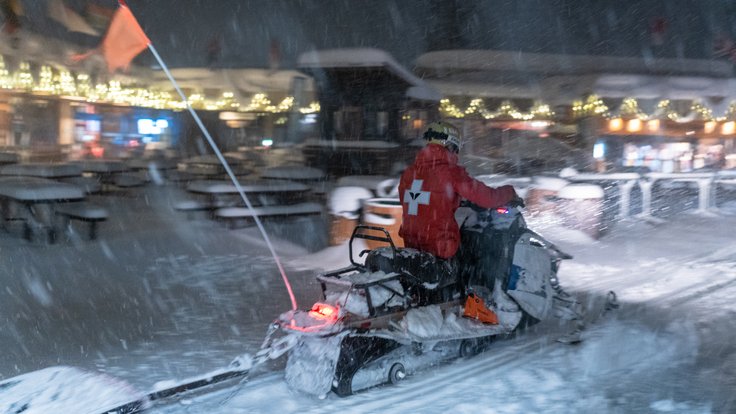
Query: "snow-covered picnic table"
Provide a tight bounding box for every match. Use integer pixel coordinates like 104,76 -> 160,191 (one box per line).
0,176 -> 84,201
178,179 -> 315,218
178,178 -> 322,224
260,165 -> 328,195
0,162 -> 83,178
187,179 -> 310,196
260,165 -> 326,182
70,159 -> 147,191
0,177 -> 87,241
126,158 -> 178,171
0,163 -> 104,194
72,159 -> 129,174
177,154 -> 251,179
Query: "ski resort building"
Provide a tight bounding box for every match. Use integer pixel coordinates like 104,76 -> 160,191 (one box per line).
297,48 -> 441,176
0,30 -> 318,162
415,50 -> 736,173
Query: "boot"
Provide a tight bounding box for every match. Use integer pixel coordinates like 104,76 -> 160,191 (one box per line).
463,293 -> 498,325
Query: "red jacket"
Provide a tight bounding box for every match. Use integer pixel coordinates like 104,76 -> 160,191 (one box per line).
399,144 -> 517,259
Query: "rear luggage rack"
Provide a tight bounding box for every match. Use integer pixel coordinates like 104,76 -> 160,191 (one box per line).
348,225 -> 398,266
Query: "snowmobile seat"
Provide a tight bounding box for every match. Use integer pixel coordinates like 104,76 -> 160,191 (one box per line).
364,247 -> 457,291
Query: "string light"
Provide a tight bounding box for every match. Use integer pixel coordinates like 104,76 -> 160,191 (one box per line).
440,98 -> 465,118
572,95 -> 609,118
33,65 -> 55,94
5,54 -> 734,124
12,62 -> 34,91
690,101 -> 713,121
0,56 -> 12,89
440,98 -> 554,120
299,101 -> 320,114
618,98 -> 647,119
0,54 -> 319,114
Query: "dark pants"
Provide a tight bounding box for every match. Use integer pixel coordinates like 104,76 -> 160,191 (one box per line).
457,222 -> 523,294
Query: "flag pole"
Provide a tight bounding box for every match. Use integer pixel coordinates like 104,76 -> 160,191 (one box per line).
147,43 -> 298,311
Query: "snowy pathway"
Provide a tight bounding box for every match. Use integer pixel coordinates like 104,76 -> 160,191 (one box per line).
150,207 -> 736,413
0,184 -> 734,413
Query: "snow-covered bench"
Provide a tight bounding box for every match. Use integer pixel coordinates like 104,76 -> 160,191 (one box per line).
113,173 -> 146,189
173,199 -> 216,219
55,202 -> 109,240
214,202 -> 323,228
59,176 -> 102,194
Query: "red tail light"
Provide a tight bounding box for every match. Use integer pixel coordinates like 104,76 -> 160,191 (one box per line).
496,207 -> 509,214
308,303 -> 338,320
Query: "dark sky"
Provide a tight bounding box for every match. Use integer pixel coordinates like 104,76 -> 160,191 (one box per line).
16,0 -> 736,69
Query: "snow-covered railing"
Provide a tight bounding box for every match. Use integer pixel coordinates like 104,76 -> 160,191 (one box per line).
566,173 -> 642,219
567,170 -> 736,220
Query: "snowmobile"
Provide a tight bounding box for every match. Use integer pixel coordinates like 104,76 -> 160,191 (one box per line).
272,201 -> 599,397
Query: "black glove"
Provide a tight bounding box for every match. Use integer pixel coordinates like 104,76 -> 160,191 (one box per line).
509,195 -> 525,208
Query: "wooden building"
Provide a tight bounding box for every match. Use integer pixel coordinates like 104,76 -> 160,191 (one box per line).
297,48 -> 440,176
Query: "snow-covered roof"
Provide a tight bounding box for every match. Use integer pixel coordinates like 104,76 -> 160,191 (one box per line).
149,68 -> 316,97
298,48 -> 440,101
416,50 -> 736,101
415,50 -> 733,78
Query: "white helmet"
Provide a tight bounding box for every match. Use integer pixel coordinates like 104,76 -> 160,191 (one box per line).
423,121 -> 461,153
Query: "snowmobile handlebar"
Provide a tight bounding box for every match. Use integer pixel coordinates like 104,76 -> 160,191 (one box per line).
460,198 -> 524,211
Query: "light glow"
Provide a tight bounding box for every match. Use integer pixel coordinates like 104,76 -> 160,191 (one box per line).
609,118 -> 623,131
308,303 -> 338,321
593,142 -> 605,159
626,119 -> 642,132
722,122 -> 735,135
647,119 -> 660,132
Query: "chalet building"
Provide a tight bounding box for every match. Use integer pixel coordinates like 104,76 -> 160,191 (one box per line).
297,48 -> 440,176
0,31 -> 317,161
415,50 -> 736,173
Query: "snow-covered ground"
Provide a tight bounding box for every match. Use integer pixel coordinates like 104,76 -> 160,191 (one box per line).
1,183 -> 735,413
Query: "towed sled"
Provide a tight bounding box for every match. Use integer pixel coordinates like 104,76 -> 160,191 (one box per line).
273,203 -> 609,397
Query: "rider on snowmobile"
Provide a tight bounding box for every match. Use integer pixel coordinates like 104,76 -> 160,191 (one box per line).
398,121 -> 521,260
398,121 -> 523,321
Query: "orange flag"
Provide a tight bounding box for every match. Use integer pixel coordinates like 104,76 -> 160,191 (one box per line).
70,3 -> 149,72
101,4 -> 149,72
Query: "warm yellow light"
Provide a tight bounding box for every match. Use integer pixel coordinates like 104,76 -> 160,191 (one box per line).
704,121 -> 717,134
646,119 -> 660,131
722,121 -> 735,135
412,119 -> 424,129
626,118 -> 642,132
609,118 -> 623,131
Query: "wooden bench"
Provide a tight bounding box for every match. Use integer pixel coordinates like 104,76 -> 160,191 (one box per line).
214,202 -> 323,228
55,202 -> 109,240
